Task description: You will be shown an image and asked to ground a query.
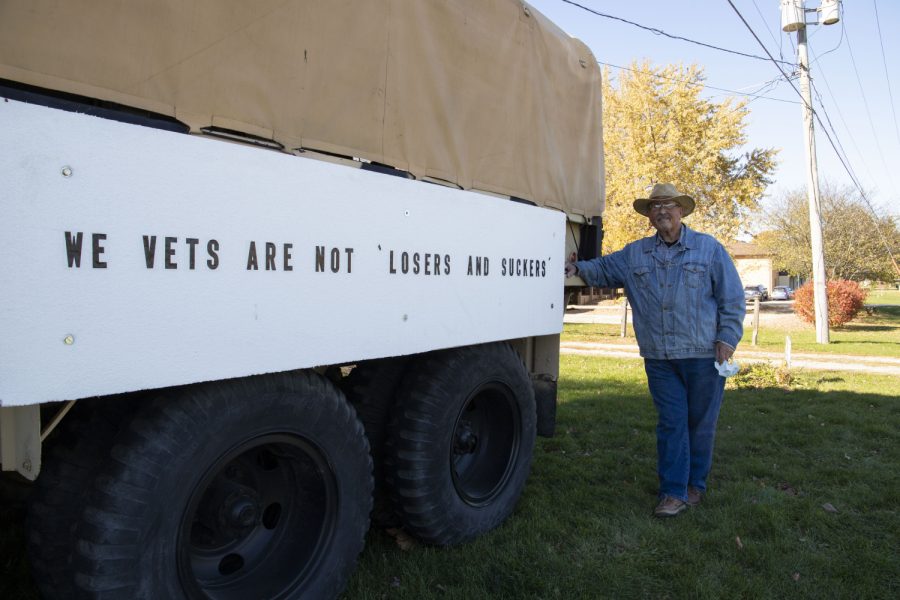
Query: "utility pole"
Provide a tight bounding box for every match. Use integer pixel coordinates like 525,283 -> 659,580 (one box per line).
797,24 -> 829,343
782,0 -> 839,344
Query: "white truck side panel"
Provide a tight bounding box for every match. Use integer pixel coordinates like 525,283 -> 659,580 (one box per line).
0,101 -> 564,406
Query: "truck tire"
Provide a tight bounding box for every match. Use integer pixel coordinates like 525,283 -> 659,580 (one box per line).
340,358 -> 408,526
72,373 -> 372,600
384,342 -> 536,545
26,397 -> 137,600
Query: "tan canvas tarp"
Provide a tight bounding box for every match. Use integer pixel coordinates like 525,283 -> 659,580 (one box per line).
0,0 -> 604,216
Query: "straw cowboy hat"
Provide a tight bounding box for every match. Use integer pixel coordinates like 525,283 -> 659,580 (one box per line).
633,183 -> 695,217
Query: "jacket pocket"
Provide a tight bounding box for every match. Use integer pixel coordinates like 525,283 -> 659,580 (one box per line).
632,266 -> 652,289
683,262 -> 707,288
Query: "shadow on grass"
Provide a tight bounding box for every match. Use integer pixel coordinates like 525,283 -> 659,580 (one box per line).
524,381 -> 900,599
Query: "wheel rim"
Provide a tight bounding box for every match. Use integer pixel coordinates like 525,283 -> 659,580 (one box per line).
177,433 -> 337,599
449,382 -> 521,506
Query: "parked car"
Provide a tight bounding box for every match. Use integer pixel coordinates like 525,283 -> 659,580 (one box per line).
744,284 -> 768,301
771,286 -> 793,300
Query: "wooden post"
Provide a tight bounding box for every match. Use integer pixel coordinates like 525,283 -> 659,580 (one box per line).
620,298 -> 629,337
751,297 -> 760,346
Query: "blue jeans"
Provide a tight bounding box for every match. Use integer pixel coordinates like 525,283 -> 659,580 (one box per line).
643,358 -> 725,501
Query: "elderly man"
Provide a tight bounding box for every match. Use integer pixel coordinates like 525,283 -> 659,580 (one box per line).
565,183 -> 745,517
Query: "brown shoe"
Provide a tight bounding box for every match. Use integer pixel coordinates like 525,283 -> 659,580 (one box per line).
687,486 -> 703,507
654,496 -> 688,518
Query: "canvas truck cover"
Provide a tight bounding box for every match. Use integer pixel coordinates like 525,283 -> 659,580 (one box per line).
0,0 -> 604,216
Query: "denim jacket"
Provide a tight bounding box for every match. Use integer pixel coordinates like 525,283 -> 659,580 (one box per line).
574,226 -> 745,359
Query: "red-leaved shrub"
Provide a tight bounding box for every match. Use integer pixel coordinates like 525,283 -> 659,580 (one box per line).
793,279 -> 868,327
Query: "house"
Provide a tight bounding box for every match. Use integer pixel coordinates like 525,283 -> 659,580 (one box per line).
727,241 -> 803,293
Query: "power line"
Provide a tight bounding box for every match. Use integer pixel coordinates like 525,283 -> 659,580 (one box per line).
808,14 -> 844,65
809,47 -> 879,189
810,80 -> 866,191
598,61 -> 800,105
724,1 -> 807,108
842,22 -> 892,177
872,0 -> 900,146
750,0 -> 785,61
725,0 -> 899,275
559,0 -> 794,66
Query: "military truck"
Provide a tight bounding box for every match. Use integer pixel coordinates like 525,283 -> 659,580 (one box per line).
0,1 -> 604,597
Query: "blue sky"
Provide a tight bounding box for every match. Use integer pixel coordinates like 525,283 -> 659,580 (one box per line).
527,0 -> 900,217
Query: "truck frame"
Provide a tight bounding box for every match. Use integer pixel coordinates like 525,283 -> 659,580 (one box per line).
0,1 -> 604,597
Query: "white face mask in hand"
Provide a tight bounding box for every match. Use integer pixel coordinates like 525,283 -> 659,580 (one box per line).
715,360 -> 740,378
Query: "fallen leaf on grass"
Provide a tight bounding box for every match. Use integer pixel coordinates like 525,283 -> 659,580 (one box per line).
386,527 -> 418,550
792,572 -> 801,581
776,482 -> 798,496
390,576 -> 401,588
822,502 -> 839,513
735,536 -> 744,550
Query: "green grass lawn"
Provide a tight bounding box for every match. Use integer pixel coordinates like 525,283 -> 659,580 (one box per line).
743,305 -> 900,357
3,356 -> 898,599
866,288 -> 900,305
339,356 -> 899,599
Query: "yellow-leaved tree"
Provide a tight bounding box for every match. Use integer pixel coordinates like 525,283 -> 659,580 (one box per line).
602,62 -> 777,252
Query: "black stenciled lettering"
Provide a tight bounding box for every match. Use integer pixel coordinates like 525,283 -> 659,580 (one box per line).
482,256 -> 488,276
330,247 -> 340,273
247,241 -> 259,270
92,233 -> 107,269
501,258 -> 507,276
444,254 -> 451,274
401,251 -> 409,274
65,231 -> 83,268
467,255 -> 473,276
541,260 -> 546,277
315,246 -> 326,272
207,240 -> 219,270
434,253 -> 441,275
284,243 -> 293,271
142,235 -> 157,268
413,252 -> 421,274
266,242 -> 277,271
186,238 -> 199,270
345,248 -> 353,273
164,236 -> 177,270
424,253 -> 431,275
389,250 -> 397,274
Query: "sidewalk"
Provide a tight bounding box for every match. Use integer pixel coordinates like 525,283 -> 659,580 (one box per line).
560,340 -> 900,376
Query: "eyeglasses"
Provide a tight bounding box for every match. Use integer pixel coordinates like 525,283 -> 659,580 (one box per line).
648,201 -> 679,211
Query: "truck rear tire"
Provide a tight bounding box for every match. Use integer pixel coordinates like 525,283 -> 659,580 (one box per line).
341,358 -> 409,527
71,373 -> 372,599
384,342 -> 536,545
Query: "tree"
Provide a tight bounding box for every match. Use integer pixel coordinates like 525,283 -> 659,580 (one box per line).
757,182 -> 900,281
601,62 -> 777,252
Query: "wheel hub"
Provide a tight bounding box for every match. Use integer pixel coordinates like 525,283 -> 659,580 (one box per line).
221,491 -> 260,530
453,421 -> 478,454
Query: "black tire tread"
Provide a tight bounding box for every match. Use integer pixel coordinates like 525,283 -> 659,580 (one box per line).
26,396 -> 137,600
340,358 -> 409,526
384,342 -> 536,546
70,372 -> 371,599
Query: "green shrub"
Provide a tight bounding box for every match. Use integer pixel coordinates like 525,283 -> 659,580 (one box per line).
793,279 -> 867,327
